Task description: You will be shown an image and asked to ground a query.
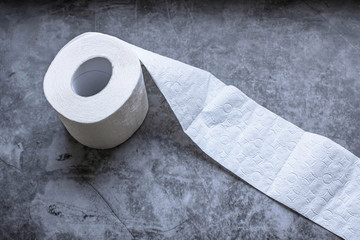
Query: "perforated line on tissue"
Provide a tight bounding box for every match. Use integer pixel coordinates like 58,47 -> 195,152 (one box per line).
267,132 -> 360,239
186,85 -> 304,190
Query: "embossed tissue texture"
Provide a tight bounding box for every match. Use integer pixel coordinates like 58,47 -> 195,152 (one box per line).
129,41 -> 360,240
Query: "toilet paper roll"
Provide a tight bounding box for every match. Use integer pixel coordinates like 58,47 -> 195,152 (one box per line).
43,33 -> 148,149
44,32 -> 360,239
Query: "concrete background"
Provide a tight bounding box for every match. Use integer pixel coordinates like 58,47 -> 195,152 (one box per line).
0,0 -> 359,239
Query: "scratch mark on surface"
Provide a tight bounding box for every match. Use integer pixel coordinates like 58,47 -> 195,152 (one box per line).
75,167 -> 135,239
303,0 -> 360,52
94,7 -> 98,32
165,0 -> 181,44
158,218 -> 190,232
182,0 -> 194,22
135,0 -> 138,37
0,157 -> 21,171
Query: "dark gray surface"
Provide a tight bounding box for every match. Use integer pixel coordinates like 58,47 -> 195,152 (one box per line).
0,0 -> 359,239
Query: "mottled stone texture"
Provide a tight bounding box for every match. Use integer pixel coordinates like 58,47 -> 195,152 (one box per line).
0,0 -> 359,239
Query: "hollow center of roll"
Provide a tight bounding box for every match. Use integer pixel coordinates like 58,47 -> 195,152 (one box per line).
71,57 -> 112,97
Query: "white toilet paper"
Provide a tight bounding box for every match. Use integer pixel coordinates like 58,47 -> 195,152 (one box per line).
43,32 -> 360,239
43,33 -> 148,149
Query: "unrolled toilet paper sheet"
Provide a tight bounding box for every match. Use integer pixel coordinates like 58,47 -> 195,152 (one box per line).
45,33 -> 360,239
